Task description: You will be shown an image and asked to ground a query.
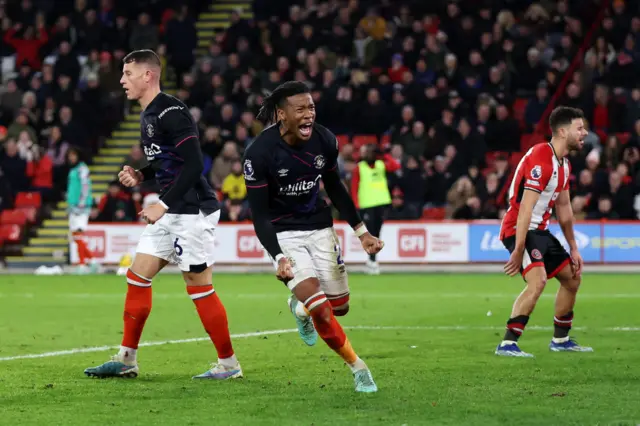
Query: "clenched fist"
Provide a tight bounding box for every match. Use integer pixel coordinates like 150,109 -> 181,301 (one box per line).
118,165 -> 143,187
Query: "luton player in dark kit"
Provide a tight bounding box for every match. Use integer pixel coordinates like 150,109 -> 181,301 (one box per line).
243,81 -> 383,392
84,50 -> 242,380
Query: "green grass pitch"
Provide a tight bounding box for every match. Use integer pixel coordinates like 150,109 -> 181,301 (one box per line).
1,273 -> 640,425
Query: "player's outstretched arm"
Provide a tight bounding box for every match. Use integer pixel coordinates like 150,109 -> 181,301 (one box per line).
505,188 -> 541,276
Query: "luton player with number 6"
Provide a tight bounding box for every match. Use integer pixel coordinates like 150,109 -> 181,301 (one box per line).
84,50 -> 242,380
496,106 -> 594,357
243,81 -> 384,392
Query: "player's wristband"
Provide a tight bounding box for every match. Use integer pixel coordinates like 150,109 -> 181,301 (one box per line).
354,225 -> 368,238
275,254 -> 286,263
158,200 -> 169,210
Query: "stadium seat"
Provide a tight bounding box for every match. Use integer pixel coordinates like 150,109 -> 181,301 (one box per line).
512,98 -> 529,129
336,134 -> 350,150
485,151 -> 508,168
509,152 -> 524,167
379,134 -> 391,148
592,105 -> 609,130
422,207 -> 446,220
0,209 -> 28,226
616,132 -> 631,144
0,224 -> 22,243
18,207 -> 37,224
352,135 -> 378,150
14,192 -> 42,209
520,134 -> 545,152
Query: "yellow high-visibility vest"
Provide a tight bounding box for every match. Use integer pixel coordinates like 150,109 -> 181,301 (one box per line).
357,160 -> 391,209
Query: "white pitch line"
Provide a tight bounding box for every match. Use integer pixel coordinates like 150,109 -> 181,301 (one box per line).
2,324 -> 640,362
0,328 -> 297,362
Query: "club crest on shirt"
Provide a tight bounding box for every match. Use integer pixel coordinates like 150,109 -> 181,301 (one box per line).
530,165 -> 542,180
314,155 -> 325,169
244,159 -> 255,181
146,124 -> 154,137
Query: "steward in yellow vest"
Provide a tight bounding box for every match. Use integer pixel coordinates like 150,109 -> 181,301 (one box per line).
349,144 -> 400,273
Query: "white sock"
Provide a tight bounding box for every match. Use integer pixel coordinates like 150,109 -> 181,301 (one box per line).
500,340 -> 517,346
294,300 -> 309,319
219,354 -> 239,368
552,336 -> 570,343
347,357 -> 367,373
118,346 -> 137,365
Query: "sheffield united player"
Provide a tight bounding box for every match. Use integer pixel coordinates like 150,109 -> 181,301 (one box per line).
243,81 -> 383,392
84,50 -> 242,379
496,106 -> 593,357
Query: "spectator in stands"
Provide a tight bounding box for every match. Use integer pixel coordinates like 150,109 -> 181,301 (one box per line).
477,172 -> 504,220
94,181 -> 139,222
58,106 -> 87,149
3,21 -> 48,70
397,120 -> 427,161
46,125 -> 69,193
7,112 -> 36,142
210,141 -> 240,189
525,82 -> 550,132
26,146 -> 53,201
130,12 -> 158,51
123,145 -> 146,171
486,104 -> 521,152
0,139 -> 28,194
165,5 -> 197,86
0,166 -> 14,212
446,176 -> 476,219
220,198 -> 250,222
587,196 -> 618,219
396,156 -> 424,219
602,170 -> 635,219
455,117 -> 487,169
387,187 -> 419,220
1,80 -> 24,118
221,159 -> 246,203
55,41 -> 81,84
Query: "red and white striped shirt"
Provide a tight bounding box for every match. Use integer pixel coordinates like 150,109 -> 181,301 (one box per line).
500,143 -> 571,239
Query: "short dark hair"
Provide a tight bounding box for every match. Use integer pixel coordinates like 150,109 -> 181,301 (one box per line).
67,146 -> 85,163
123,49 -> 161,68
548,106 -> 584,133
257,81 -> 311,123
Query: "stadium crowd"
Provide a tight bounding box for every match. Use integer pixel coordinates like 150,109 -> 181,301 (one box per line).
1,0 -> 640,239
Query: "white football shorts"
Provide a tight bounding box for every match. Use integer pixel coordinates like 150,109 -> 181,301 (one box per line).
136,210 -> 220,272
273,227 -> 349,298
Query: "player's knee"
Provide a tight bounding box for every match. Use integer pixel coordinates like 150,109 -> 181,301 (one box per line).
332,303 -> 349,316
182,264 -> 213,286
560,277 -> 581,294
527,278 -> 547,298
305,295 -> 333,323
329,294 -> 350,316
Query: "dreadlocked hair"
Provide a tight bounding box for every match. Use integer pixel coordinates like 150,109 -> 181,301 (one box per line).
257,81 -> 311,124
